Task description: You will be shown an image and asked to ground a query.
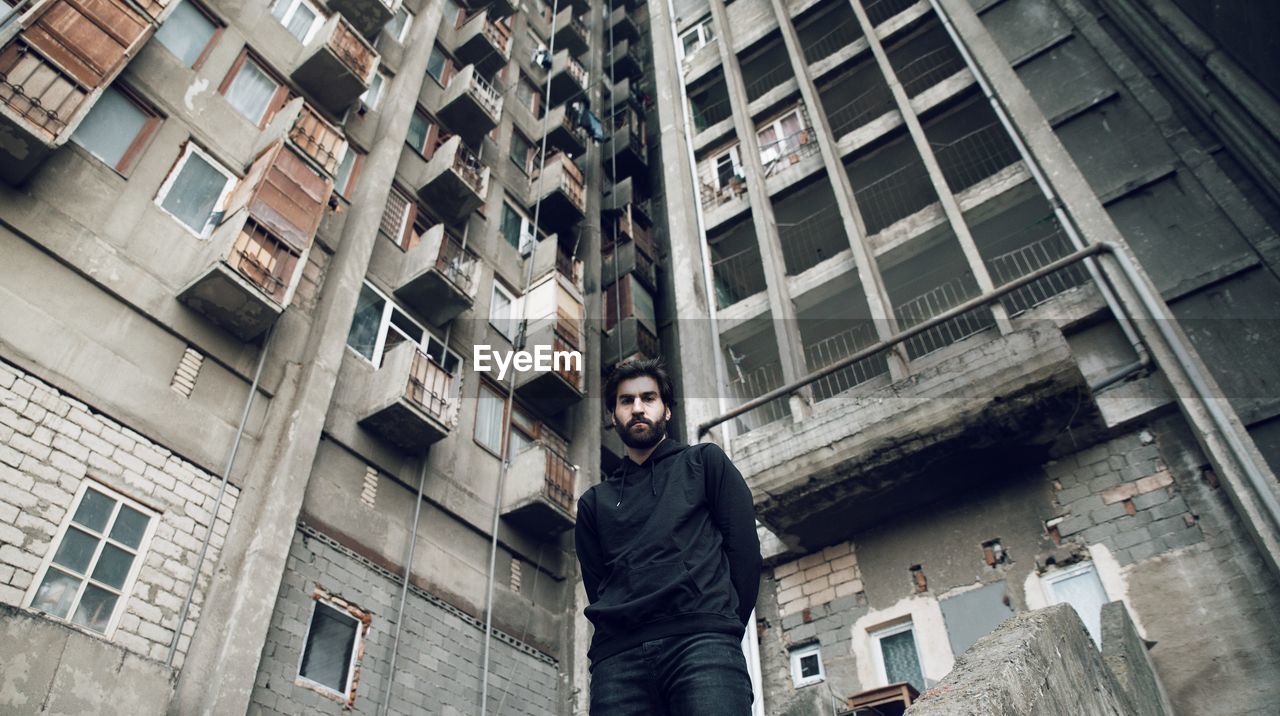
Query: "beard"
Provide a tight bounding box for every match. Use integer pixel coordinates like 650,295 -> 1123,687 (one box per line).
615,413 -> 667,449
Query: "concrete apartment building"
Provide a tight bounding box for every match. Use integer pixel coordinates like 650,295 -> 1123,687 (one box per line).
0,0 -> 1277,713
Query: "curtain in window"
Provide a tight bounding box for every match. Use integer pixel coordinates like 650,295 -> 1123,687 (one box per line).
225,60 -> 278,124
72,87 -> 146,167
476,385 -> 505,452
154,1 -> 216,67
427,46 -> 447,82
162,151 -> 228,232
880,630 -> 924,692
299,604 -> 357,692
284,3 -> 317,42
407,113 -> 430,153
346,285 -> 385,359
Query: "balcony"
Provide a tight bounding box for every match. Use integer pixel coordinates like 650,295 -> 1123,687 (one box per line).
0,0 -> 155,183
276,99 -> 347,177
454,11 -> 511,77
501,444 -> 576,537
531,151 -> 586,235
291,13 -> 378,115
391,225 -> 480,325
551,8 -> 589,57
603,316 -> 660,366
514,267 -> 585,413
327,0 -> 399,37
358,342 -> 458,451
179,141 -> 330,340
411,134 -> 489,221
602,208 -> 656,291
606,38 -> 642,81
478,0 -> 516,19
539,103 -> 589,157
604,108 -> 647,180
437,64 -> 502,145
547,49 -> 587,106
608,6 -> 639,43
608,76 -> 637,110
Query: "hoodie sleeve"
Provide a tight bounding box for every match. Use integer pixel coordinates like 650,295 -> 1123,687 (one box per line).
575,490 -> 606,604
702,443 -> 762,625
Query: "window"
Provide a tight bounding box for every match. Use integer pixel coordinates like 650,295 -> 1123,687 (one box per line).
1041,562 -> 1109,646
426,45 -> 450,85
297,597 -> 365,699
379,189 -> 414,247
475,381 -> 507,454
498,200 -> 538,254
71,85 -> 160,173
789,643 -> 824,688
270,0 -> 322,43
25,481 -> 155,636
407,110 -> 433,156
221,53 -> 287,126
153,0 -> 219,68
442,0 -> 461,28
155,142 -> 236,236
345,282 -> 460,371
334,144 -> 364,198
360,70 -> 386,110
713,146 -> 743,190
510,131 -> 536,175
385,5 -> 412,43
514,74 -> 543,118
490,281 -> 519,342
870,621 -> 925,693
757,108 -> 805,165
678,17 -> 715,61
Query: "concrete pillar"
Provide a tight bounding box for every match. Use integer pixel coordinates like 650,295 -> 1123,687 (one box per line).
848,0 -> 1012,335
766,0 -> 911,380
706,0 -> 812,409
169,6 -> 446,714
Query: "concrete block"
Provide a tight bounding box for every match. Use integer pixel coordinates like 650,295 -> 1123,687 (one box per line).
1134,470 -> 1173,494
1087,472 -> 1122,492
1090,502 -> 1130,524
821,543 -> 851,561
773,560 -> 800,579
1127,540 -> 1162,563
779,572 -> 805,591
810,587 -> 835,606
1058,514 -> 1092,537
1112,528 -> 1151,550
1081,522 -> 1119,544
1146,495 -> 1189,521
801,576 -> 830,595
1160,526 -> 1203,551
1132,488 -> 1172,511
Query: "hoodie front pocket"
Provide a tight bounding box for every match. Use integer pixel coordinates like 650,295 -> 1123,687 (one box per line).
593,560 -> 699,628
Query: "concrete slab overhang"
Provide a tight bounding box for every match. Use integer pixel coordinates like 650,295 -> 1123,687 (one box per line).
437,64 -> 502,146
501,444 -> 577,538
733,323 -> 1093,550
327,0 -> 398,38
291,14 -> 378,115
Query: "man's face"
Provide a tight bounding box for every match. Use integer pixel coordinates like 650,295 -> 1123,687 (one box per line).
612,375 -> 671,449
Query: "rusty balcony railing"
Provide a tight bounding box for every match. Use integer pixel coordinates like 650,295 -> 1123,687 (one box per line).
552,325 -> 582,388
288,102 -> 347,176
481,16 -> 512,57
540,446 -> 576,514
328,15 -> 378,82
405,348 -> 455,424
227,219 -> 302,303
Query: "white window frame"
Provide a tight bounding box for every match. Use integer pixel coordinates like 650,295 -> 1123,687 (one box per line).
271,0 -> 324,43
360,70 -> 386,110
1041,561 -> 1109,645
347,281 -> 460,372
789,642 -> 824,688
490,280 -> 520,343
712,145 -> 744,191
154,142 -> 237,238
23,480 -> 158,639
387,5 -> 413,43
756,107 -> 805,165
296,598 -> 364,700
500,199 -> 540,255
869,620 -> 925,688
678,17 -> 715,62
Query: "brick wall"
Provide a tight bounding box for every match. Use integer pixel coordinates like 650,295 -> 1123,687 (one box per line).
774,541 -> 863,616
1045,430 -> 1203,565
0,358 -> 237,667
251,524 -> 559,716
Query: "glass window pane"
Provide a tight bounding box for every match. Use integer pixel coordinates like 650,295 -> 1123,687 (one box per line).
270,0 -> 290,20
91,543 -> 135,590
500,204 -> 522,249
800,653 -> 820,678
31,568 -> 81,619
72,87 -> 148,168
284,3 -> 316,41
407,112 -> 429,152
72,489 -> 115,532
880,629 -> 924,692
225,59 -> 278,124
110,505 -> 149,548
161,150 -> 228,232
1047,566 -> 1108,645
346,285 -> 385,359
506,427 -> 532,461
427,46 -> 446,82
299,603 -> 358,692
155,1 -> 216,68
361,72 -> 383,109
335,149 -> 358,195
52,527 -> 99,574
476,384 -> 504,452
490,287 -> 513,340
71,583 -> 118,633
389,308 -> 423,345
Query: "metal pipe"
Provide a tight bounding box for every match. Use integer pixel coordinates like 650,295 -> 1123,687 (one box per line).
1086,359 -> 1146,393
696,243 -> 1108,436
379,456 -> 429,716
166,323 -> 275,666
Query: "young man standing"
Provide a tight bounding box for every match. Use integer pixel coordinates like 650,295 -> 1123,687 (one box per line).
576,359 -> 761,715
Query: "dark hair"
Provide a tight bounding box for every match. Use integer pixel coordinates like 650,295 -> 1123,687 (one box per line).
604,358 -> 676,413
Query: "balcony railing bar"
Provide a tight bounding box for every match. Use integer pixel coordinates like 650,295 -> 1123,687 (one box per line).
803,19 -> 862,64
406,350 -> 453,422
852,161 -> 936,235
894,45 -> 966,96
778,203 -> 845,275
452,143 -> 486,193
863,0 -> 918,27
762,126 -> 819,177
728,360 -> 791,431
745,62 -> 792,102
930,122 -> 1021,193
710,243 -> 766,309
435,233 -> 477,293
329,17 -> 378,82
691,96 -> 731,131
895,273 -> 996,359
0,44 -> 86,135
986,224 -> 1089,316
543,447 -> 576,514
228,220 -> 299,303
826,82 -> 894,137
803,322 -> 890,401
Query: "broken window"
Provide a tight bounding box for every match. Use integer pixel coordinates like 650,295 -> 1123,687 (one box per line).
297,596 -> 365,700
789,643 -> 824,688
870,621 -> 925,693
27,481 -> 155,636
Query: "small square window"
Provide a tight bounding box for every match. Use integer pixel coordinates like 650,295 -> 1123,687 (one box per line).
155,142 -> 237,236
71,85 -> 160,173
221,53 -> 286,126
154,0 -> 220,68
297,596 -> 367,702
790,643 -> 824,688
25,481 -> 156,637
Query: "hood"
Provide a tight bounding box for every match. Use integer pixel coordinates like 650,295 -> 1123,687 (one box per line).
608,437 -> 688,505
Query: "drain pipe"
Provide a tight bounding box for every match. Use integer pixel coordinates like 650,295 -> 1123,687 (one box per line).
166,323 -> 275,666
379,456 -> 429,716
927,0 -> 1150,373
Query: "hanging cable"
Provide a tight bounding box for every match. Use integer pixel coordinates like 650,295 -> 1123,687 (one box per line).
606,0 -> 623,364
379,455 -> 429,716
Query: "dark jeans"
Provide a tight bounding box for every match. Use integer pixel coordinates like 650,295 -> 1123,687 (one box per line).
589,632 -> 754,715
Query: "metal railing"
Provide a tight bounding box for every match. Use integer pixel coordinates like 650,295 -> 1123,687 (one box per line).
537,153 -> 585,211
228,220 -> 300,303
710,243 -> 766,309
435,233 -> 477,294
451,142 -> 486,194
826,82 -> 894,137
329,15 -> 379,82
541,447 -> 576,514
779,203 -> 846,275
893,45 -> 966,96
761,126 -> 819,177
405,350 -> 454,423
803,322 -> 890,401
0,43 -> 87,138
481,16 -> 513,57
894,273 -> 996,359
803,19 -> 862,64
853,161 -> 937,235
931,122 -> 1021,193
466,70 -> 503,119
727,360 -> 791,431
562,54 -> 588,89
692,96 -> 732,132
863,0 -> 918,26
987,223 -> 1089,316
552,326 -> 583,388
288,102 -> 346,176
745,62 -> 792,102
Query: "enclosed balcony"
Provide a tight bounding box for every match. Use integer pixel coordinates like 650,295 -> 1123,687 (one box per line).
547,49 -> 588,106
502,444 -> 576,538
514,267 -> 585,413
391,225 -> 480,325
602,315 -> 660,366
291,13 -> 378,115
0,0 -> 155,184
437,64 -> 502,145
328,0 -> 398,37
603,204 -> 656,290
179,141 -> 330,340
551,7 -> 589,57
275,98 -> 348,177
358,342 -> 458,451
603,273 -> 660,365
604,106 -> 647,181
412,134 -> 489,221
454,11 -> 511,77
608,6 -> 639,43
608,76 -> 636,111
606,38 -> 642,81
531,151 -> 586,235
539,103 -> 589,158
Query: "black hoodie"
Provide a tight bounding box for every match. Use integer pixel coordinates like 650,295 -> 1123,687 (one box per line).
575,438 -> 762,666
